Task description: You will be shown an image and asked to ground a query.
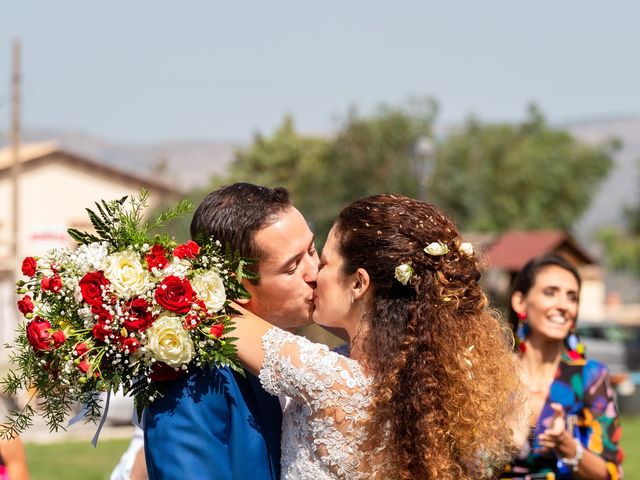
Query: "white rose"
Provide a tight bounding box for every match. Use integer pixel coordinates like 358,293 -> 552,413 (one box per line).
104,250 -> 149,297
459,242 -> 474,256
145,315 -> 194,367
424,242 -> 449,256
394,263 -> 414,285
191,271 -> 226,313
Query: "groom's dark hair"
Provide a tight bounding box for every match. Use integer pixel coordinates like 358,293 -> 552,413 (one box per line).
191,183 -> 292,268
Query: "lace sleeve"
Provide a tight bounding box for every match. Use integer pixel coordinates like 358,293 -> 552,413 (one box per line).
259,326 -> 370,406
259,327 -> 377,479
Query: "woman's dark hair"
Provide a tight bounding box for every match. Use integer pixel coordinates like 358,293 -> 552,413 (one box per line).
333,194 -> 519,479
508,253 -> 582,335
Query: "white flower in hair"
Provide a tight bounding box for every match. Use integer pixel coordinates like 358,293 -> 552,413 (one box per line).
394,263 -> 414,285
424,242 -> 449,256
459,242 -> 474,256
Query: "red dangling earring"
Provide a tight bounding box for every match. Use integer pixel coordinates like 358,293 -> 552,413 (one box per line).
516,311 -> 528,353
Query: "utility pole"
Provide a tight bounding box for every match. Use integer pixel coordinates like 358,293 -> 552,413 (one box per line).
10,39 -> 21,268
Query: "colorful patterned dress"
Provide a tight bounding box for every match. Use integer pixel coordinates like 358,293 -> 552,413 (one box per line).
502,353 -> 624,479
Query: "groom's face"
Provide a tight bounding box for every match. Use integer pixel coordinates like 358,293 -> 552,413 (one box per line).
243,206 -> 319,331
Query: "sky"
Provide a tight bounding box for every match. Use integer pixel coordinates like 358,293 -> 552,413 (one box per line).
0,1 -> 639,144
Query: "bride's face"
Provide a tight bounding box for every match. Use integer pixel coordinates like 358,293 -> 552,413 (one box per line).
312,226 -> 355,330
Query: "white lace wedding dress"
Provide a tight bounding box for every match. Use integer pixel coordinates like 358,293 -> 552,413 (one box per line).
259,327 -> 377,480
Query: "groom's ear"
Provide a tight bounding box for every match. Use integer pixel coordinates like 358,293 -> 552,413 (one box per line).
352,268 -> 370,302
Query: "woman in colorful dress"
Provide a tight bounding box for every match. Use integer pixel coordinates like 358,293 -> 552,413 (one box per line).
502,254 -> 624,479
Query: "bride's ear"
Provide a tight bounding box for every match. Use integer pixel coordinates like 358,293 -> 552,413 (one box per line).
351,268 -> 370,302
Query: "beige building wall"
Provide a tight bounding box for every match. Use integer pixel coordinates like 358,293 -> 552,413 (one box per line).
0,149 -> 178,368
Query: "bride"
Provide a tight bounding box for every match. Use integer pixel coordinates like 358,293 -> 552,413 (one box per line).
230,194 -> 521,479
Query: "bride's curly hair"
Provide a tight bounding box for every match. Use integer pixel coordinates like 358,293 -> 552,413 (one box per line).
334,194 -> 521,479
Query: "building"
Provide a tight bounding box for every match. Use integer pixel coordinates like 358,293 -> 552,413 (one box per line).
482,230 -> 604,321
0,142 -> 181,367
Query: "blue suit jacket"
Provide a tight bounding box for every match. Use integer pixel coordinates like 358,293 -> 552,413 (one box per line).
144,366 -> 282,480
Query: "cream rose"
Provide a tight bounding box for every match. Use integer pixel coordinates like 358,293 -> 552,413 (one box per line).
104,250 -> 149,297
145,315 -> 194,367
459,242 -> 474,256
394,263 -> 414,285
191,271 -> 226,313
424,242 -> 449,256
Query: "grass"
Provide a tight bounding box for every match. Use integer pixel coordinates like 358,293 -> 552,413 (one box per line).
19,416 -> 640,480
620,415 -> 640,479
25,439 -> 130,480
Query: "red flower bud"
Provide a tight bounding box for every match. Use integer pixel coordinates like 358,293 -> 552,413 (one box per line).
75,342 -> 89,357
21,257 -> 37,277
209,323 -> 225,339
17,295 -> 35,315
51,330 -> 66,348
78,360 -> 91,373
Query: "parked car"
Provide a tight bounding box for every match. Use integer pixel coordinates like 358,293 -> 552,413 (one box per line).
576,321 -> 640,413
576,322 -> 640,374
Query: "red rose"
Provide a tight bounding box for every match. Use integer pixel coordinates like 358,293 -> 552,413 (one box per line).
123,298 -> 154,331
120,337 -> 140,354
26,317 -> 52,351
75,343 -> 89,357
154,275 -> 194,314
79,271 -> 110,306
149,362 -> 184,382
51,330 -> 66,348
41,275 -> 63,293
209,323 -> 225,339
21,257 -> 37,277
92,323 -> 112,342
17,295 -> 35,315
78,360 -> 91,373
91,305 -> 113,324
173,241 -> 200,260
146,244 -> 169,271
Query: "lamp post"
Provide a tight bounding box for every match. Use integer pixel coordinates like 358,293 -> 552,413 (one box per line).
411,136 -> 435,201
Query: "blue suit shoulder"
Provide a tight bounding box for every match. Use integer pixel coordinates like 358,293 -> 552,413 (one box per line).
144,366 -> 282,480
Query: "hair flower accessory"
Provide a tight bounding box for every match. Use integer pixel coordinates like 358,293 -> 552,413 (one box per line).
424,242 -> 449,256
459,242 -> 474,256
394,263 -> 414,285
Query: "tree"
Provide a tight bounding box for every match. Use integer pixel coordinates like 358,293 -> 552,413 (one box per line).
428,106 -> 617,232
226,98 -> 438,241
598,163 -> 640,275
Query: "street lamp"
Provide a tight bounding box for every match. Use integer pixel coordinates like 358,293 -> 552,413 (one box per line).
411,135 -> 435,201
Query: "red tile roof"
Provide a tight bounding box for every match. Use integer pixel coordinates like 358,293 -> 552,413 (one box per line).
486,230 -> 594,271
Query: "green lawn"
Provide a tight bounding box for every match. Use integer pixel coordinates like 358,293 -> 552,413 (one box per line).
25,439 -> 129,480
21,416 -> 640,480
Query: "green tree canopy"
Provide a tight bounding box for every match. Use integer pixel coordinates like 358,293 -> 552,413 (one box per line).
226,99 -> 438,240
598,162 -> 640,276
428,106 -> 617,232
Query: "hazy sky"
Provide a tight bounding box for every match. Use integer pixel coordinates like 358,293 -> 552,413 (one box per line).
0,1 -> 638,143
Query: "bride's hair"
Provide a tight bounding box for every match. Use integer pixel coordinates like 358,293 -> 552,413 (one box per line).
334,194 -> 520,479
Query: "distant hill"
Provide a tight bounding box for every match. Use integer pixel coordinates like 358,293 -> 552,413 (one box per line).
569,117 -> 640,239
2,116 -> 638,238
0,129 -> 242,192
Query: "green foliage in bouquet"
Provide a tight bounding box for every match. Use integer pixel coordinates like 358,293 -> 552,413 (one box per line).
1,191 -> 254,438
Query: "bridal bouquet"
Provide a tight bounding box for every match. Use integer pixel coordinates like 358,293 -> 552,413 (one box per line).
1,192 -> 250,437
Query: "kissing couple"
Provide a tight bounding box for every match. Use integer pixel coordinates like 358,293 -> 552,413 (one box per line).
144,183 -> 521,479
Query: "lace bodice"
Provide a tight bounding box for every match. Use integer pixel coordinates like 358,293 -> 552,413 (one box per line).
259,327 -> 375,480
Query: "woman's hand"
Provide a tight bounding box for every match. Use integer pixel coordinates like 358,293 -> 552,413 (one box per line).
536,403 -> 577,459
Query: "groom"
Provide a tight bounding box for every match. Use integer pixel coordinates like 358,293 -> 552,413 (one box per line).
144,183 -> 319,479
